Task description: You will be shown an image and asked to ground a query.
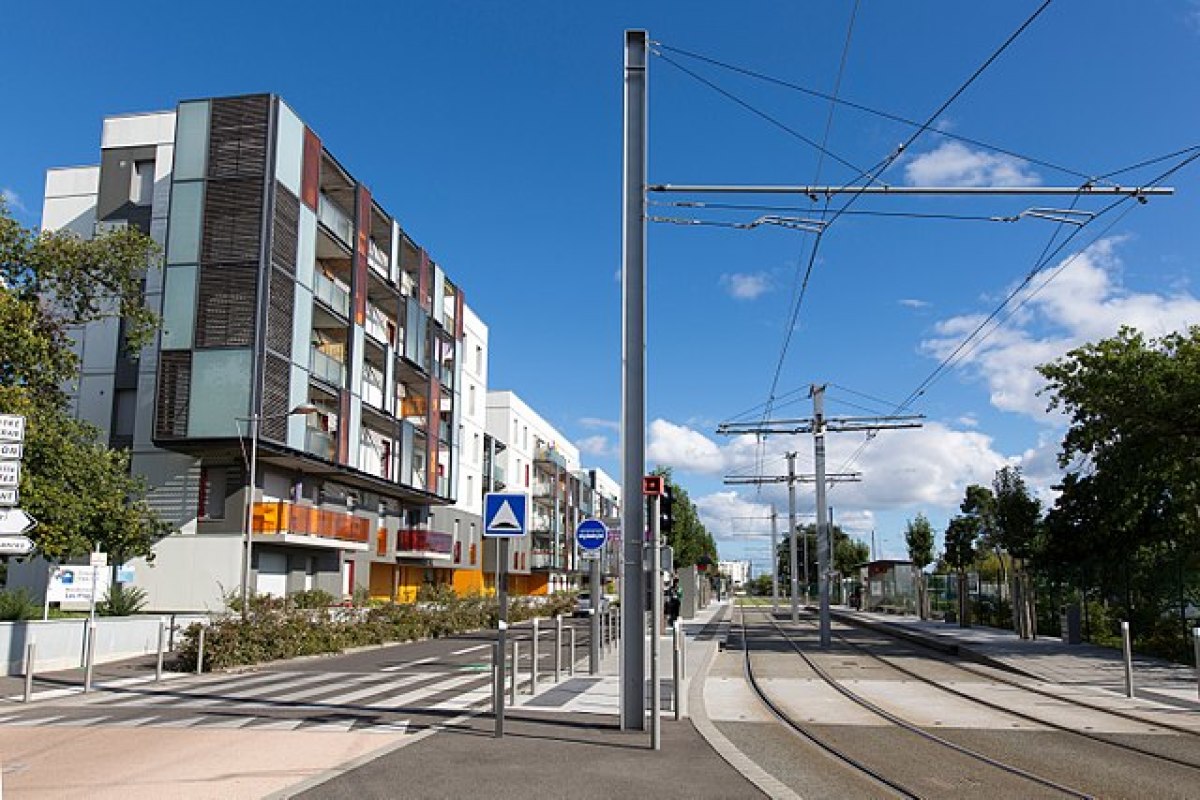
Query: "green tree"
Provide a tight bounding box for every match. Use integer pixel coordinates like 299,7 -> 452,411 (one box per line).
904,514 -> 935,571
653,467 -> 717,568
0,200 -> 167,562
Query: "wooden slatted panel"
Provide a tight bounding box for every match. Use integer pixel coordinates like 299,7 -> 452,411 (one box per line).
272,182 -> 299,274
266,267 -> 294,356
201,178 -> 263,265
207,95 -> 269,180
260,353 -> 291,443
155,351 -> 192,438
195,264 -> 257,347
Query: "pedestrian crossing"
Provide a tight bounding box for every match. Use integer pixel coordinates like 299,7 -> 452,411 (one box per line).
0,664 -> 497,734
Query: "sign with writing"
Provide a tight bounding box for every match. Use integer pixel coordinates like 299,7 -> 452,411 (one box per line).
0,461 -> 19,488
575,519 -> 608,552
0,488 -> 17,506
0,536 -> 34,556
47,566 -> 112,604
0,442 -> 22,459
0,415 -> 25,442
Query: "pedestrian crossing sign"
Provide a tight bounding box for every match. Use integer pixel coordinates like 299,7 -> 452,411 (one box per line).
483,492 -> 528,537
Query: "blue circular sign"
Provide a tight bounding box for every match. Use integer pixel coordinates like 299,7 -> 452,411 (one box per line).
575,519 -> 608,551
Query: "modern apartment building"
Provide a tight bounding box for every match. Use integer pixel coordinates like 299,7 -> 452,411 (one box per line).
38,94 -> 471,611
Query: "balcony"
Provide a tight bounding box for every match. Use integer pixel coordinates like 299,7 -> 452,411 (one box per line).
310,347 -> 346,387
532,482 -> 556,501
395,529 -> 453,559
534,445 -> 567,470
313,271 -> 350,318
530,550 -> 563,571
318,192 -> 353,247
251,501 -> 369,550
368,238 -> 389,278
304,426 -> 336,461
361,365 -> 385,410
364,303 -> 394,346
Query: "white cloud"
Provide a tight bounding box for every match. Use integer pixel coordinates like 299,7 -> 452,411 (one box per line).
576,435 -> 613,458
719,272 -> 771,300
1,188 -> 27,214
903,142 -> 1040,187
693,491 -> 775,541
579,417 -> 619,432
899,298 -> 930,309
956,413 -> 979,428
922,237 -> 1200,418
647,419 -> 728,474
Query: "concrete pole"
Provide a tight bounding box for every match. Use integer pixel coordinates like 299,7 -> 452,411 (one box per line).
651,493 -> 662,751
673,620 -> 682,721
196,626 -> 206,675
590,558 -> 601,674
83,620 -> 97,692
240,415 -> 259,619
510,640 -> 519,705
23,642 -> 35,703
813,385 -> 832,648
787,453 -> 799,623
620,28 -> 649,733
1122,620 -> 1134,698
554,615 -> 563,682
570,626 -> 577,677
770,505 -> 779,614
531,617 -> 540,691
155,617 -> 166,682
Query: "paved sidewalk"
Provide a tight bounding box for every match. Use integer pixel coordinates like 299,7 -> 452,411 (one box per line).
834,608 -> 1200,708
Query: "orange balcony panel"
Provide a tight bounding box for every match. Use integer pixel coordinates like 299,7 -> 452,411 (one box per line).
251,501 -> 370,546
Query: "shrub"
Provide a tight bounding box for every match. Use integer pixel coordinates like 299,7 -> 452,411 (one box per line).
290,588 -> 335,609
0,588 -> 40,621
99,584 -> 148,616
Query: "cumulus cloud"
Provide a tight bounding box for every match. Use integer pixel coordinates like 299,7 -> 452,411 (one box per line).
904,142 -> 1040,187
922,237 -> 1200,418
899,298 -> 930,309
577,435 -> 614,458
647,419 -> 728,474
693,491 -> 775,541
720,272 -> 771,300
1,188 -> 26,214
579,417 -> 619,432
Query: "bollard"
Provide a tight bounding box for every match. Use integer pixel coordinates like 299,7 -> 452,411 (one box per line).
1121,620 -> 1134,698
1193,627 -> 1199,701
83,621 -> 97,693
554,615 -> 563,683
155,617 -> 167,682
673,621 -> 682,721
569,627 -> 577,677
196,626 -> 206,675
510,640 -> 519,705
492,641 -> 503,738
530,618 -> 539,692
676,619 -> 686,680
23,642 -> 36,703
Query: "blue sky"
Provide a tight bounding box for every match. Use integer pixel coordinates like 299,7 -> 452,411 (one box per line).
4,2 -> 1200,574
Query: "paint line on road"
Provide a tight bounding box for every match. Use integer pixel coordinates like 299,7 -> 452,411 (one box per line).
369,673 -> 487,711
380,656 -> 438,673
451,644 -> 490,656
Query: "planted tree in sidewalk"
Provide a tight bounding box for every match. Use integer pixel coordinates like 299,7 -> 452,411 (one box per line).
905,514 -> 935,619
0,201 -> 168,562
943,513 -> 980,627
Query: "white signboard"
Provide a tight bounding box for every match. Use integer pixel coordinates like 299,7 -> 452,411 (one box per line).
0,488 -> 17,506
46,565 -> 112,604
0,442 -> 22,459
0,415 -> 25,442
0,461 -> 19,488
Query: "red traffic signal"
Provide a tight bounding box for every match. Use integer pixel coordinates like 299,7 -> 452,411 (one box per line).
642,475 -> 664,496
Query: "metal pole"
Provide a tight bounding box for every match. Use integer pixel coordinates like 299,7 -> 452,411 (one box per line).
813,385 -> 832,648
155,617 -> 166,682
651,493 -> 662,750
495,537 -> 508,737
196,626 -> 206,675
240,415 -> 259,620
510,640 -> 518,705
570,626 -> 576,677
620,28 -> 649,733
590,558 -> 601,674
530,617 -> 539,692
1193,627 -> 1199,701
673,619 -> 682,721
1121,620 -> 1134,698
43,564 -> 52,621
787,452 -> 799,622
554,615 -> 563,683
770,506 -> 779,614
83,620 -> 97,693
23,642 -> 35,703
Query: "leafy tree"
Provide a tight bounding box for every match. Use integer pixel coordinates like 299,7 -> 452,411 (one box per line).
904,514 -> 935,571
991,466 -> 1041,561
775,523 -> 864,584
652,467 -> 717,568
943,515 -> 980,574
0,200 -> 167,562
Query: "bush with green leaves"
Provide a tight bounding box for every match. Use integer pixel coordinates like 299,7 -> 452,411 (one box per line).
0,588 -> 41,620
99,584 -> 148,616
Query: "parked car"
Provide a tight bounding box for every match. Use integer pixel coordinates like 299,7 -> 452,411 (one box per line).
573,592 -> 612,617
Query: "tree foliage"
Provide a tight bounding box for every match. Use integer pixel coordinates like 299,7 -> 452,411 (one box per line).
0,201 -> 167,562
653,468 -> 717,568
775,523 -> 867,583
904,514 -> 935,571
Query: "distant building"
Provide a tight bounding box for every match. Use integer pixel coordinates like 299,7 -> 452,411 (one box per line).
719,560 -> 751,587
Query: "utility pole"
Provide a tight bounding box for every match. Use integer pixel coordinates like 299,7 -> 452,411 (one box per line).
770,505 -> 778,613
620,28 -> 648,732
718,389 -> 922,647
725,466 -> 860,623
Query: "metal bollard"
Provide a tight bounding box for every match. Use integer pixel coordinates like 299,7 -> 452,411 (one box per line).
1121,620 -> 1134,698
530,618 -> 539,692
673,621 -> 682,721
1193,627 -> 1199,701
196,626 -> 206,675
569,627 -> 577,676
510,640 -> 519,705
83,621 -> 97,693
554,615 -> 563,682
23,642 -> 36,703
155,617 -> 167,682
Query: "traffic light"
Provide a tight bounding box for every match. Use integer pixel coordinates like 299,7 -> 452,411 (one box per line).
659,486 -> 674,534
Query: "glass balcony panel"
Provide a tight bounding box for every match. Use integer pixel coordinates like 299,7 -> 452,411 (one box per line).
367,238 -> 389,277
310,347 -> 346,387
313,271 -> 350,318
317,192 -> 353,247
364,302 -> 393,345
305,426 -> 335,461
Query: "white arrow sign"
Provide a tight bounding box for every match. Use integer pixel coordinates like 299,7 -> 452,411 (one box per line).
0,535 -> 34,556
0,415 -> 25,443
0,509 -> 37,536
0,488 -> 16,506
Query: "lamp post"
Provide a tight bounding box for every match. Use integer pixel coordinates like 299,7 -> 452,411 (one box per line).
238,404 -> 318,619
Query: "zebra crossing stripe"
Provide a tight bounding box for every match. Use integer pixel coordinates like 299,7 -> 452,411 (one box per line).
368,673 -> 487,710
5,715 -> 65,726
263,673 -> 381,704
381,656 -> 438,673
299,719 -> 356,733
109,716 -> 161,727
246,719 -> 305,731
362,719 -> 409,734
195,716 -> 257,729
154,717 -> 208,728
310,673 -> 432,708
174,672 -> 334,708
429,686 -> 493,711
95,670 -> 290,706
48,716 -> 111,727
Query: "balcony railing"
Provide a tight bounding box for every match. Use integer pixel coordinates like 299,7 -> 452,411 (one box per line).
530,550 -> 563,571
251,501 -> 369,545
395,529 -> 453,558
368,239 -> 389,277
310,347 -> 346,387
304,426 -> 336,461
313,271 -> 350,318
534,445 -> 567,469
364,303 -> 393,346
318,193 -> 353,247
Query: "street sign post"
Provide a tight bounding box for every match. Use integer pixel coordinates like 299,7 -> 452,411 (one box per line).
0,536 -> 34,556
0,461 -> 20,488
0,508 -> 37,536
576,519 -> 609,676
482,492 -> 528,739
575,519 -> 608,553
0,414 -> 26,442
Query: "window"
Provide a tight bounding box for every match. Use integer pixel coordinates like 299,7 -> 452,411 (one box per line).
525,463 -> 530,487
475,345 -> 483,374
130,160 -> 155,206
198,465 -> 228,520
468,384 -> 476,415
473,432 -> 481,461
522,426 -> 528,449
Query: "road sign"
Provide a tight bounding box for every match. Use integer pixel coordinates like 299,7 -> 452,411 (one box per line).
0,461 -> 19,488
0,508 -> 36,536
0,442 -> 22,459
0,536 -> 34,556
575,518 -> 608,552
483,492 -> 528,537
0,488 -> 17,506
642,475 -> 664,496
0,414 -> 25,443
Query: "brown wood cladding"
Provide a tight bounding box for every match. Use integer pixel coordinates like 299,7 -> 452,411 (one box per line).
301,128 -> 321,211
195,265 -> 257,347
201,178 -> 263,265
260,353 -> 290,443
266,267 -> 294,356
155,351 -> 192,438
272,183 -> 299,274
354,186 -> 370,326
207,95 -> 269,180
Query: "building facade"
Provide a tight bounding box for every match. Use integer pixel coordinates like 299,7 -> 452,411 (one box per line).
40,95 -> 470,611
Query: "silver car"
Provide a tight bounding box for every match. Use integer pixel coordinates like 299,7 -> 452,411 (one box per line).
573,592 -> 611,616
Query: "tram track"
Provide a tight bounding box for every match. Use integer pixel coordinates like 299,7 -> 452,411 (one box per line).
737,603 -> 1094,799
